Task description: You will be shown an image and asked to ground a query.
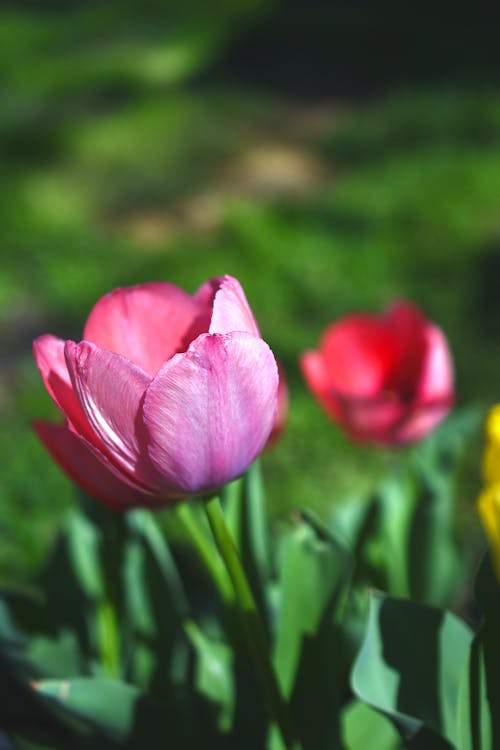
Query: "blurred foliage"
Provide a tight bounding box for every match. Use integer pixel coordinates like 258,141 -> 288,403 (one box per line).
1,1 -> 499,579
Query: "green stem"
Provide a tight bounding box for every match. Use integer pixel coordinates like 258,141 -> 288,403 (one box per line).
176,503 -> 233,603
96,599 -> 120,677
204,494 -> 299,750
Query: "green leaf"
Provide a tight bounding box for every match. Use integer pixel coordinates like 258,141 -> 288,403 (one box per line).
376,474 -> 418,599
0,648 -> 82,749
329,492 -> 378,551
126,510 -> 188,617
0,596 -> 82,683
26,631 -> 82,680
35,677 -> 136,739
34,672 -> 226,748
330,408 -> 479,608
38,508 -> 106,667
406,469 -> 461,607
352,593 -> 472,747
456,637 -> 492,750
341,701 -> 399,750
35,677 -> 162,743
223,460 -> 272,625
274,511 -> 352,749
122,509 -> 188,692
412,407 -> 482,473
65,512 -> 105,601
407,408 -> 481,606
460,554 -> 500,750
185,620 -> 234,732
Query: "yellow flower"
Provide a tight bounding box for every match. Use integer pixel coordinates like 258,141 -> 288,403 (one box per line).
483,405 -> 500,483
477,483 -> 500,579
477,405 -> 500,580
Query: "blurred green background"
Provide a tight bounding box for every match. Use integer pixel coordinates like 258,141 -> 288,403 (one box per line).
1,0 -> 499,578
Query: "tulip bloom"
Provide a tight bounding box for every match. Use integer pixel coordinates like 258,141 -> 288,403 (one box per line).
33,276 -> 278,509
300,301 -> 454,446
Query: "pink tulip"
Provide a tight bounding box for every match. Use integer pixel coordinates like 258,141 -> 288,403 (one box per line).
33,276 -> 279,509
300,301 -> 454,446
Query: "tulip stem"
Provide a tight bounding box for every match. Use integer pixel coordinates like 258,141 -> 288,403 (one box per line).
176,503 -> 233,603
204,494 -> 299,750
96,599 -> 120,677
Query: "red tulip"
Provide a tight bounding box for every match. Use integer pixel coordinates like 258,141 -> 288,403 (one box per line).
33,276 -> 278,509
300,301 -> 454,445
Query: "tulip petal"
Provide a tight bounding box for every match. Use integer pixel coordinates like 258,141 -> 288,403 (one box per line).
143,332 -> 278,494
83,282 -> 206,376
65,341 -> 161,489
336,394 -> 407,444
33,335 -> 93,438
384,302 -> 428,395
300,350 -> 343,421
321,316 -> 399,397
33,421 -> 168,510
196,275 -> 260,337
416,325 -> 454,403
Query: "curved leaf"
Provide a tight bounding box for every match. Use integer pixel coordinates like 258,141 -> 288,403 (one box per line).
352,593 -> 472,748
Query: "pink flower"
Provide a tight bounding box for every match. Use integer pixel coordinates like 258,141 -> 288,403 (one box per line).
300,301 -> 454,446
33,276 -> 278,509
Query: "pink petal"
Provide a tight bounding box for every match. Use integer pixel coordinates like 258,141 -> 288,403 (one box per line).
64,341 -> 162,490
300,350 -> 343,421
33,335 -> 94,439
416,324 -> 454,404
143,332 -> 278,495
83,282 -> 207,376
195,275 -> 260,337
320,316 -> 400,397
33,421 -> 171,510
193,276 -> 221,308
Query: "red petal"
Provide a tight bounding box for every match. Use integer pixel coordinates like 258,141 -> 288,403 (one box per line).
300,350 -> 343,421
336,394 -> 407,444
383,301 -> 428,397
320,316 -> 399,396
